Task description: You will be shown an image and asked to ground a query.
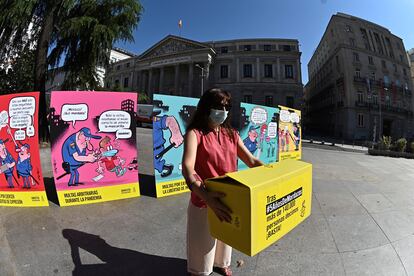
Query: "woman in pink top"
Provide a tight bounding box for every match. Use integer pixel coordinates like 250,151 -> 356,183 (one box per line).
182,88 -> 263,276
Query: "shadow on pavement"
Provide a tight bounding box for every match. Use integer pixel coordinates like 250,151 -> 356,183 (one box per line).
62,229 -> 187,276
44,177 -> 59,206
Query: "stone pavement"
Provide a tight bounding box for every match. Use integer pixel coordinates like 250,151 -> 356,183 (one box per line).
1,129 -> 414,275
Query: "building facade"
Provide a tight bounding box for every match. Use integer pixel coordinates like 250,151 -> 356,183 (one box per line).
105,35 -> 303,112
408,48 -> 414,89
306,13 -> 413,141
45,48 -> 135,91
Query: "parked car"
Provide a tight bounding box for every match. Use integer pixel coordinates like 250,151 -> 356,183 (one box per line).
136,104 -> 153,128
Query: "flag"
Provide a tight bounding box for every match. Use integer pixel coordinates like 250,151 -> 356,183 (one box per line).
178,19 -> 183,29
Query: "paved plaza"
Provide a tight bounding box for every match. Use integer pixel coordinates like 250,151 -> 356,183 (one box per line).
1,128 -> 414,275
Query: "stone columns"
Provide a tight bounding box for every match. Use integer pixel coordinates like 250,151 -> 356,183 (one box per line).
174,64 -> 180,95
159,67 -> 164,91
188,63 -> 194,96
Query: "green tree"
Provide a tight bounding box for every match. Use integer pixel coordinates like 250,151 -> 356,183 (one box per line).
0,46 -> 36,94
0,0 -> 142,140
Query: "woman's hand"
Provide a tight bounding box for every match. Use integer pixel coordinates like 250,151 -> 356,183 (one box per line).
205,191 -> 232,223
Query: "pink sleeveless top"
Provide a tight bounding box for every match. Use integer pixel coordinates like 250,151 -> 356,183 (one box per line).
191,128 -> 239,208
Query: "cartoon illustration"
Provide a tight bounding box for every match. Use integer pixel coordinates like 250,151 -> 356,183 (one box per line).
293,123 -> 301,151
256,124 -> 268,159
60,127 -> 101,186
96,136 -> 127,177
0,139 -> 16,188
243,126 -> 259,155
266,136 -> 276,158
153,113 -> 184,177
16,143 -> 34,189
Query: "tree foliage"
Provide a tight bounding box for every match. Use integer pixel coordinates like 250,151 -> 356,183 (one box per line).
0,0 -> 143,140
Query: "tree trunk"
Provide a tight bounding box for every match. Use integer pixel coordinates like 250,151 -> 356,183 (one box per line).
34,7 -> 55,142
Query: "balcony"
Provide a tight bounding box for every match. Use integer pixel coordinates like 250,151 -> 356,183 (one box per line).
355,101 -> 368,107
353,76 -> 366,84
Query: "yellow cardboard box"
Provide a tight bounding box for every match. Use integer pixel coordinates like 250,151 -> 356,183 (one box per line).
205,159 -> 312,256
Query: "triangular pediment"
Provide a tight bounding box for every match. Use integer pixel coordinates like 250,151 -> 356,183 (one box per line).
139,35 -> 211,59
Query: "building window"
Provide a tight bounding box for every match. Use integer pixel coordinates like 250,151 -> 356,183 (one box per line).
403,68 -> 407,76
382,60 -> 387,68
264,64 -> 273,78
243,64 -> 253,78
106,82 -> 110,88
114,79 -> 120,87
357,91 -> 364,102
243,95 -> 252,103
373,94 -> 378,104
126,62 -> 130,68
285,65 -> 293,79
286,96 -> 294,108
221,46 -> 228,53
283,45 -> 292,52
116,65 -> 121,70
400,55 -> 404,62
220,65 -> 229,79
371,72 -> 376,80
357,114 -> 364,127
265,95 -> 273,106
355,68 -> 361,78
123,77 -> 129,88
350,38 -> 355,47
264,45 -> 271,51
353,52 -> 359,62
345,25 -> 353,33
393,64 -> 397,73
368,56 -> 374,65
243,45 -> 251,51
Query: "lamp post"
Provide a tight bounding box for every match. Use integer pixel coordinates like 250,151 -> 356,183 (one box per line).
195,63 -> 206,96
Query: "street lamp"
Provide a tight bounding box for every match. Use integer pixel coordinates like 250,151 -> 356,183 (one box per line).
195,63 -> 206,96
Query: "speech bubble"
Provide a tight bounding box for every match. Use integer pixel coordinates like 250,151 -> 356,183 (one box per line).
61,104 -> 88,127
10,114 -> 32,129
115,129 -> 132,140
250,107 -> 267,125
9,97 -> 35,117
280,110 -> 290,123
14,130 -> 26,141
290,113 -> 300,123
27,126 -> 35,137
267,122 -> 278,138
98,111 -> 131,133
0,111 -> 8,129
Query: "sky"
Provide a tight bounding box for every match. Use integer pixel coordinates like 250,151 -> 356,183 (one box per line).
115,0 -> 414,84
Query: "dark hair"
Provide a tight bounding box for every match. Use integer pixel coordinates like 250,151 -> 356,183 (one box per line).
187,88 -> 235,139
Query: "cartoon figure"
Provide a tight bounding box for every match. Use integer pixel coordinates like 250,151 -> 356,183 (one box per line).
96,136 -> 127,177
243,126 -> 259,155
16,143 -> 33,189
0,139 -> 16,188
256,124 -> 268,159
266,136 -> 276,158
293,123 -> 301,151
153,113 -> 184,178
61,127 -> 101,186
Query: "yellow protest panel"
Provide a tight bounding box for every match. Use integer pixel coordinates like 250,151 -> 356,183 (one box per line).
0,191 -> 49,207
206,159 -> 312,256
155,178 -> 190,198
278,105 -> 302,161
57,182 -> 140,207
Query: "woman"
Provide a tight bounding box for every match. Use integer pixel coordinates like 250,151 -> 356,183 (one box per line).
182,88 -> 263,276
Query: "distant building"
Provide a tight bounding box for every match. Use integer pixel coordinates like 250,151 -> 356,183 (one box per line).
306,13 -> 413,141
408,48 -> 414,90
45,47 -> 136,91
105,35 -> 304,112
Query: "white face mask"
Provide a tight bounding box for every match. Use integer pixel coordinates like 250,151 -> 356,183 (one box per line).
209,109 -> 228,125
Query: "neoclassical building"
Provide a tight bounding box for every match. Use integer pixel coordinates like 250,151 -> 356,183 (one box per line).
306,13 -> 413,141
105,35 -> 303,111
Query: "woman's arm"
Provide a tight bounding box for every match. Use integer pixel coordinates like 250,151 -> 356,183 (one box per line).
237,136 -> 264,168
182,130 -> 232,222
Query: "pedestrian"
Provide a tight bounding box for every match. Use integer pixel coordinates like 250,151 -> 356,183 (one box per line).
182,88 -> 264,276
